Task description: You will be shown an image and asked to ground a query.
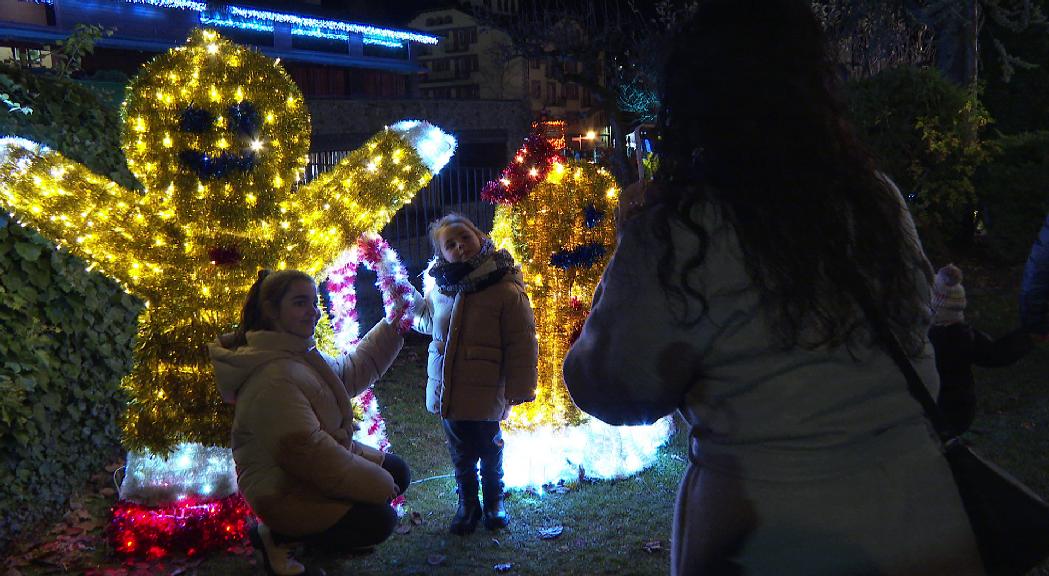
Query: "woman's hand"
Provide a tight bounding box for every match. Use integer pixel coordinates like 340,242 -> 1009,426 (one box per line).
618,180 -> 662,220
217,332 -> 238,349
620,180 -> 645,213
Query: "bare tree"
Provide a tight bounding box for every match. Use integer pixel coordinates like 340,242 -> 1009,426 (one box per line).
813,0 -> 935,79
473,0 -> 695,184
476,0 -> 1043,183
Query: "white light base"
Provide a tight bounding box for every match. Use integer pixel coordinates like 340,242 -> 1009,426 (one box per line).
502,417 -> 674,491
119,443 -> 237,505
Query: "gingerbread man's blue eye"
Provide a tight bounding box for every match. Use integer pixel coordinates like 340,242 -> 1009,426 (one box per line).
180,106 -> 215,133
227,101 -> 260,136
583,204 -> 605,228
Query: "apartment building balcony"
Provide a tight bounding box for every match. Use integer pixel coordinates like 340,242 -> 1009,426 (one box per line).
444,42 -> 473,54
425,68 -> 474,82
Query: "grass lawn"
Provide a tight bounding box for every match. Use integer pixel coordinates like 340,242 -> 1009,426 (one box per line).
5,261 -> 1048,575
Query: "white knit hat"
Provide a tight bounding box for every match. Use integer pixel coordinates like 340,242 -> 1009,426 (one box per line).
931,264 -> 966,325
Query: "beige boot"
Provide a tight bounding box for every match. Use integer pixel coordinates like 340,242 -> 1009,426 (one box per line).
249,523 -> 305,576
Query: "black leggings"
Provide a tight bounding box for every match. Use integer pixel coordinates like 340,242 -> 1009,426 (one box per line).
277,452 -> 411,553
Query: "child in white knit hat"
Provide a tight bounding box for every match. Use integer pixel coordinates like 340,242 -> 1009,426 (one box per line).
928,264 -> 1032,435
931,264 -> 968,326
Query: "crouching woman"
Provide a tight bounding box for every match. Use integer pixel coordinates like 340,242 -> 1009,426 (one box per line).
209,269 -> 410,576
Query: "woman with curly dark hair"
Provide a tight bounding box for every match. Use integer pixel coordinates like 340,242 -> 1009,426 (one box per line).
563,0 -> 983,573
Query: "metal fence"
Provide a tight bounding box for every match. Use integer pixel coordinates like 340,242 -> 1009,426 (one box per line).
304,151 -> 499,269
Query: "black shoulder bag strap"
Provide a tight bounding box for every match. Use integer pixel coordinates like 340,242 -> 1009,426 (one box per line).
848,280 -> 953,443
849,274 -> 1049,576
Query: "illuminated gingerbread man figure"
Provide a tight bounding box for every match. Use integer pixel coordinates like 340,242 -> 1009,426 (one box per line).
479,134 -> 671,489
482,133 -> 619,430
0,29 -> 455,455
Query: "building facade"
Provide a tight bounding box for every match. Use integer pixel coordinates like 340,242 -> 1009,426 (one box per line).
0,0 -> 437,100
0,0 -> 532,163
409,2 -> 605,154
408,7 -> 524,101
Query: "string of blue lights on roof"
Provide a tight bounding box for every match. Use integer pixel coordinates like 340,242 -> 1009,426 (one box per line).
34,0 -> 439,47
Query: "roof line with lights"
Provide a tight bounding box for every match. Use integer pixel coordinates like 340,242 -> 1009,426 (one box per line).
34,0 -> 439,45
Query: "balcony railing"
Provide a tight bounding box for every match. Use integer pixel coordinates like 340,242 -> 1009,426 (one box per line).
302,155 -> 498,269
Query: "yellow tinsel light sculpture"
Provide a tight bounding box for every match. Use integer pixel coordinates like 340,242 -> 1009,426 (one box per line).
0,29 -> 455,453
485,140 -> 618,431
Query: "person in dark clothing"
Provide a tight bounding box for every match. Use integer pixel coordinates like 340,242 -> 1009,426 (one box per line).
928,264 -> 1032,435
1020,211 -> 1049,339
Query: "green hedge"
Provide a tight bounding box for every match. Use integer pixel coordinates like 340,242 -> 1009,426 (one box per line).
847,66 -> 993,258
0,65 -> 141,552
0,65 -> 137,188
975,130 -> 1049,263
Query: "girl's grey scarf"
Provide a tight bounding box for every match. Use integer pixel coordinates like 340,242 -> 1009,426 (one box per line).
429,239 -> 517,295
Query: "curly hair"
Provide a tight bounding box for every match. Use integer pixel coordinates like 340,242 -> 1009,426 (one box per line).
651,0 -> 931,353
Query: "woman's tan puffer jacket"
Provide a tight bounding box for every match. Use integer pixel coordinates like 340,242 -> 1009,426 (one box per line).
209,322 -> 402,536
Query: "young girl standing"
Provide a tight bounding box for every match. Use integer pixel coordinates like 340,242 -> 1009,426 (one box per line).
210,269 -> 410,575
414,213 -> 538,534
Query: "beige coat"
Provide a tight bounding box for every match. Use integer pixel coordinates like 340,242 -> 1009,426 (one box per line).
414,267 -> 538,420
564,197 -> 983,575
209,322 -> 402,537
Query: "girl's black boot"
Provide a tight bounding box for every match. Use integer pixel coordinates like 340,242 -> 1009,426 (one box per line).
481,479 -> 508,530
449,476 -> 482,535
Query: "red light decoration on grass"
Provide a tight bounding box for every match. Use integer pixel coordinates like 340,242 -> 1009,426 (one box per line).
109,493 -> 252,559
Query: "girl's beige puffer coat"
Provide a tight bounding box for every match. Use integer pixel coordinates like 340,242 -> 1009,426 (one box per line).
414,268 -> 538,420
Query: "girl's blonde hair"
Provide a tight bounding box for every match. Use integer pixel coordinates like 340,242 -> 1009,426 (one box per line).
428,212 -> 489,256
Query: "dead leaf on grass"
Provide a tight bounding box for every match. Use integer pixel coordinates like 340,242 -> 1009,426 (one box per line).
76,516 -> 100,529
84,568 -> 129,576
227,544 -> 253,557
642,540 -> 663,553
410,511 -> 424,525
169,558 -> 204,575
538,525 -> 563,540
